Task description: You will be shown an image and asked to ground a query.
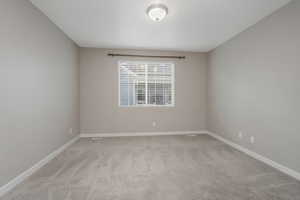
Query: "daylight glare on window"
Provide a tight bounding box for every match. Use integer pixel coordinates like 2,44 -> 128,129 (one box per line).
119,61 -> 174,107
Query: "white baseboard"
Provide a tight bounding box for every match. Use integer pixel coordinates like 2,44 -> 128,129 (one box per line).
0,135 -> 80,197
80,131 -> 209,138
207,132 -> 300,181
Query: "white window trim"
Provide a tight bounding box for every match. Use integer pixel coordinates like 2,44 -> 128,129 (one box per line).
118,60 -> 175,108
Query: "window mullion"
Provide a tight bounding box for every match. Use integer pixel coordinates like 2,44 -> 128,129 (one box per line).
154,77 -> 156,105
127,69 -> 130,106
145,64 -> 148,105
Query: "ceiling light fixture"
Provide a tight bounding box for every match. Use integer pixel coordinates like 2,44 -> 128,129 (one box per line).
147,4 -> 168,22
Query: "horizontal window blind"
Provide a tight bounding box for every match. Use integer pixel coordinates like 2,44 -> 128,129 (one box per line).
119,61 -> 174,107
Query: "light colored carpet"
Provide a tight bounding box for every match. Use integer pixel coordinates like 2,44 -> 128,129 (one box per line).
2,135 -> 300,200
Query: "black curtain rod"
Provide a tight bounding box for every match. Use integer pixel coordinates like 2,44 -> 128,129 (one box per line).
107,53 -> 185,59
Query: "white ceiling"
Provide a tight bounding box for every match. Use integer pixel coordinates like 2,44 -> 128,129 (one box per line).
29,0 -> 291,52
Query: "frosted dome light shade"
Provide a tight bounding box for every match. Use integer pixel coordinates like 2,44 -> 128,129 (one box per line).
147,4 -> 168,22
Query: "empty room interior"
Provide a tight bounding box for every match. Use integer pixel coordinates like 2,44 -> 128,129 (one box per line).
1,0 -> 300,199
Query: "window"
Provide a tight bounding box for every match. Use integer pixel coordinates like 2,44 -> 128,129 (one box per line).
119,61 -> 175,107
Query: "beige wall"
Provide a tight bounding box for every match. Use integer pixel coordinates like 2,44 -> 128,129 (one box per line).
0,0 -> 79,186
80,48 -> 207,134
2,0 -> 298,189
208,1 -> 300,172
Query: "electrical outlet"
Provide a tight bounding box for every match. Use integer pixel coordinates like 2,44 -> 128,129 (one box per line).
238,132 -> 243,139
250,136 -> 255,144
152,121 -> 156,127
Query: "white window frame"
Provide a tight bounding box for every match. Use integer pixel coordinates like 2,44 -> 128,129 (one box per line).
118,60 -> 175,107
